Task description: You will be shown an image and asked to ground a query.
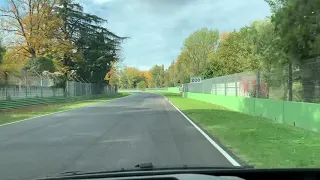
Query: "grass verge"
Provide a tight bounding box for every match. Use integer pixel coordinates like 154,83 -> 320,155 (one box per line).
0,93 -> 129,126
160,92 -> 320,168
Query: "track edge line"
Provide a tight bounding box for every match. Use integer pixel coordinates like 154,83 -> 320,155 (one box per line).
162,94 -> 241,167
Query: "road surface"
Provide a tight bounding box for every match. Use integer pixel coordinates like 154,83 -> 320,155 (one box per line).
0,93 -> 236,180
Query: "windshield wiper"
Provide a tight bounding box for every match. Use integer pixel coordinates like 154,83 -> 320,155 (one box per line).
38,163 -> 253,179
59,170 -> 83,176
134,162 -> 154,169
56,163 -> 155,177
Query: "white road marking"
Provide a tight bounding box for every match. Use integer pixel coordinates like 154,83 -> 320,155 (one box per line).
0,95 -> 131,127
163,94 -> 241,166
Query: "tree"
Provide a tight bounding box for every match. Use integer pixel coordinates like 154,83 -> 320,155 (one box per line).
119,68 -> 128,89
265,0 -> 289,13
166,61 -> 177,87
201,52 -> 224,78
215,27 -> 258,75
150,65 -> 165,88
250,19 -> 289,99
141,70 -> 152,88
219,32 -> 229,41
0,49 -> 29,73
180,28 -> 220,76
0,0 -> 66,58
175,58 -> 190,84
0,44 -> 5,64
126,67 -> 141,88
137,81 -> 147,89
27,57 -> 55,74
104,62 -> 119,87
266,0 -> 320,102
56,0 -> 126,83
118,66 -> 145,89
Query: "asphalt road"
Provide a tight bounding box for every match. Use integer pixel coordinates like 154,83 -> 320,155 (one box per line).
0,93 -> 235,180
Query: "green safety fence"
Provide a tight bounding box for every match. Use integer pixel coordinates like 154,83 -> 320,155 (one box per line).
0,94 -> 115,110
183,92 -> 320,132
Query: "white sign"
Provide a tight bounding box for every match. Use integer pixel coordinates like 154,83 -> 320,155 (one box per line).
190,77 -> 202,83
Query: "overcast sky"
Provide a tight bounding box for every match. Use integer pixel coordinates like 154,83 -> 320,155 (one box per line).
1,0 -> 272,70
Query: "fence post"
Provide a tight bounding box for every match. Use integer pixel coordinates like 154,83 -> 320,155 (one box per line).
5,86 -> 7,100
235,75 -> 238,96
66,80 -> 69,97
85,83 -> 87,96
4,72 -> 8,100
257,70 -> 261,98
214,79 -> 217,95
74,81 -> 76,96
202,80 -> 204,93
87,83 -> 89,96
25,76 -> 27,98
224,79 -> 227,96
40,76 -> 43,98
90,83 -> 92,95
53,86 -> 56,97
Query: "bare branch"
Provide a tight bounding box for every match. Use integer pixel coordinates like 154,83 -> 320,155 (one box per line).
0,8 -> 12,13
0,28 -> 18,32
28,0 -> 33,43
9,0 -> 30,48
0,14 -> 16,18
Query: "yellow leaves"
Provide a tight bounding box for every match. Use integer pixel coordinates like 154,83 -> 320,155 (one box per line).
0,48 -> 29,73
24,14 -> 64,56
105,67 -> 116,81
104,62 -> 120,86
125,67 -> 141,79
2,0 -> 64,58
141,70 -> 152,88
220,32 -> 230,41
52,58 -> 68,73
140,71 -> 151,80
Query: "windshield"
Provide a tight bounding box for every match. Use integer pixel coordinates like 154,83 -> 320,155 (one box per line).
0,0 -> 320,179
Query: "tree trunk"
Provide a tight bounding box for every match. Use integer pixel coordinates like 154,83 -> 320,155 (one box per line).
30,47 -> 36,58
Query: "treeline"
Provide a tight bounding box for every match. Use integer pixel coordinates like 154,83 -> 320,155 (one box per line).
106,65 -> 166,89
115,0 -> 320,102
0,0 -> 125,86
114,22 -> 278,89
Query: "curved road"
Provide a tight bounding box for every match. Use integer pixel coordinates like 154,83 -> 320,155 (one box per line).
0,93 -> 236,180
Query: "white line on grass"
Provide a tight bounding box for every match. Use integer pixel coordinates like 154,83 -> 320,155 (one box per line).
0,95 -> 131,127
163,94 -> 241,167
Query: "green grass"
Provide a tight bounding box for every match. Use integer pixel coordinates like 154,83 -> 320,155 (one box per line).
0,93 -> 129,126
160,92 -> 320,168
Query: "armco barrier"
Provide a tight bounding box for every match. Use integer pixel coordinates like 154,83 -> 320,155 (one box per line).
183,92 -> 320,132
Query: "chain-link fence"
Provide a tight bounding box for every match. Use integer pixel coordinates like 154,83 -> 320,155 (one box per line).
183,59 -> 320,103
66,81 -> 116,97
0,72 -> 117,101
